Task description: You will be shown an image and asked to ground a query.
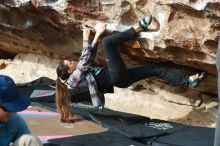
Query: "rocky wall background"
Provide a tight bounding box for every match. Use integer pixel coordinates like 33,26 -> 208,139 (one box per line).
0,0 -> 219,127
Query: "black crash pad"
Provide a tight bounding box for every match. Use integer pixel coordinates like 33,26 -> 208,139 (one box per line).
17,77 -> 92,102
48,131 -> 146,146
149,126 -> 214,146
89,112 -> 187,139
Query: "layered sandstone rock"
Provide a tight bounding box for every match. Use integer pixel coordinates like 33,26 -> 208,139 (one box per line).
0,0 -> 219,126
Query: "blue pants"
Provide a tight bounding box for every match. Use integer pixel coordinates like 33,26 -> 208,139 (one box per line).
102,28 -> 189,88
215,40 -> 220,146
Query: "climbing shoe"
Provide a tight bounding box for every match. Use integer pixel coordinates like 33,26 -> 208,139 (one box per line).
188,72 -> 207,88
139,15 -> 152,31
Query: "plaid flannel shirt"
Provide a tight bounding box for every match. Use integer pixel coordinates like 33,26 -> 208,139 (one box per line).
67,41 -> 103,108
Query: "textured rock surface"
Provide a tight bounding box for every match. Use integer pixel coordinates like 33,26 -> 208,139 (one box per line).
0,53 -> 59,82
0,0 -> 219,126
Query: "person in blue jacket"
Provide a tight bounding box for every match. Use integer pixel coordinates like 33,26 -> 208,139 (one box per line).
0,75 -> 42,146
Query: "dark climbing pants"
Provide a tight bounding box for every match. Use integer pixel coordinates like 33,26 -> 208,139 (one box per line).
102,27 -> 189,88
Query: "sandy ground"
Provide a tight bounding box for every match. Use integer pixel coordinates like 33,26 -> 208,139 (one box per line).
22,106 -> 107,143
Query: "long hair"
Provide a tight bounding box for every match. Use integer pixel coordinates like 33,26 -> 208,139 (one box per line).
55,61 -> 75,123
